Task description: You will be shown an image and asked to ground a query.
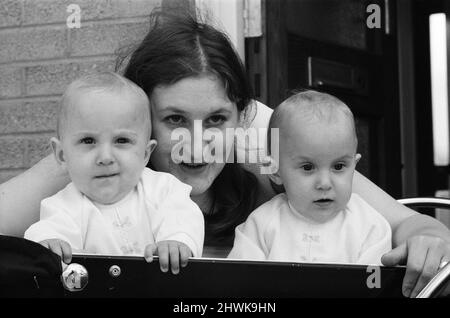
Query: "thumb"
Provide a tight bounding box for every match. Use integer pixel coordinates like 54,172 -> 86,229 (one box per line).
381,243 -> 407,266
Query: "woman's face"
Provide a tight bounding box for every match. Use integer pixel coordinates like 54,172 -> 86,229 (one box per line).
150,75 -> 240,196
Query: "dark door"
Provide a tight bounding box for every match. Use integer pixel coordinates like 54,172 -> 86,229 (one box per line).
248,0 -> 402,196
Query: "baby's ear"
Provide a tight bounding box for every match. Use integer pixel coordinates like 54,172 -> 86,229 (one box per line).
268,172 -> 283,186
144,139 -> 157,164
261,156 -> 283,185
355,153 -> 362,165
50,137 -> 66,168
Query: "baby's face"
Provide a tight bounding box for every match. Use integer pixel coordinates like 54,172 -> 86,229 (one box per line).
56,90 -> 153,204
277,116 -> 360,223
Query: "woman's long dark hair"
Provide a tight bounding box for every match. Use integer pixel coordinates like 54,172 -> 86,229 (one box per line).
116,7 -> 259,246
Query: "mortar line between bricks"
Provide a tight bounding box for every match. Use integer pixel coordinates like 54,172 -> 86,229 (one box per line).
0,131 -> 55,138
0,54 -> 117,67
0,96 -> 61,103
0,15 -> 150,31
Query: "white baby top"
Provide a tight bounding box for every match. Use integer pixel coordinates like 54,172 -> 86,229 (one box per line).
25,168 -> 204,257
228,193 -> 391,265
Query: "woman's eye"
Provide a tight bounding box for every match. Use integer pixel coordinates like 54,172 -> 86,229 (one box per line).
207,115 -> 226,126
80,137 -> 94,144
301,164 -> 314,171
166,115 -> 185,125
334,163 -> 345,171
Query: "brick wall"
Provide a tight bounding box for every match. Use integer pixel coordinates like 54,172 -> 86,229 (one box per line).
0,0 -> 171,183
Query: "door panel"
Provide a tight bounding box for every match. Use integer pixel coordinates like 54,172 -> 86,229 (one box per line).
256,0 -> 402,196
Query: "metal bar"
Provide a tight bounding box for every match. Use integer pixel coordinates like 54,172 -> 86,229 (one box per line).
416,262 -> 450,298
397,197 -> 450,209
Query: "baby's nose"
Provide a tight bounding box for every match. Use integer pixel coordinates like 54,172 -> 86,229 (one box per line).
316,172 -> 332,190
96,145 -> 115,165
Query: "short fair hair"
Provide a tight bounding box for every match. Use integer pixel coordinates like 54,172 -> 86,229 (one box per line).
57,72 -> 150,139
267,90 -> 358,155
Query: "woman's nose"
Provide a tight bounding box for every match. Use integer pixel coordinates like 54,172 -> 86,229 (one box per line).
190,121 -> 212,163
191,132 -> 204,163
96,144 -> 115,166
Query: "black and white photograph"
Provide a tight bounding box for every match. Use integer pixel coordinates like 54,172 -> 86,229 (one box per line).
1,0 -> 450,305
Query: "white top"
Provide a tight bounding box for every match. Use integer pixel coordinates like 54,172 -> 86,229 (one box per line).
25,168 -> 204,257
240,100 -> 272,165
228,193 -> 392,265
238,101 -> 275,195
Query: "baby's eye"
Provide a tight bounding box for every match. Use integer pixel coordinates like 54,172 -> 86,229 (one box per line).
80,137 -> 95,144
116,137 -> 131,144
206,115 -> 226,126
165,115 -> 185,125
334,163 -> 346,171
300,163 -> 314,171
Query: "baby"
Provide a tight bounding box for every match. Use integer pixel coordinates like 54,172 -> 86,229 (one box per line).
25,72 -> 204,274
228,90 -> 391,264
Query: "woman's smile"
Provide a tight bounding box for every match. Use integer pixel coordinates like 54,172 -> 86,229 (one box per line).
178,162 -> 209,173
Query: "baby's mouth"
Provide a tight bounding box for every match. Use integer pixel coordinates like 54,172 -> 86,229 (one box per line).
314,198 -> 334,206
95,173 -> 119,179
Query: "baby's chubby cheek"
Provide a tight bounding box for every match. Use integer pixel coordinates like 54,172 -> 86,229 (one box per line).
335,188 -> 353,210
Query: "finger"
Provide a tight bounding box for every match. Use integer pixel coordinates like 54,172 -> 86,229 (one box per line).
39,241 -> 50,249
402,241 -> 428,297
158,243 -> 169,273
179,245 -> 191,268
169,243 -> 180,275
48,240 -> 64,259
59,241 -> 72,264
61,261 -> 68,271
144,244 -> 157,263
381,244 -> 407,266
409,246 -> 442,298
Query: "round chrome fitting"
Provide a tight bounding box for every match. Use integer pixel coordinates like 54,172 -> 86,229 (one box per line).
109,265 -> 121,278
61,263 -> 88,292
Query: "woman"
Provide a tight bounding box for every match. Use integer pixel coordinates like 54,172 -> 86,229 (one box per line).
1,8 -> 449,298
